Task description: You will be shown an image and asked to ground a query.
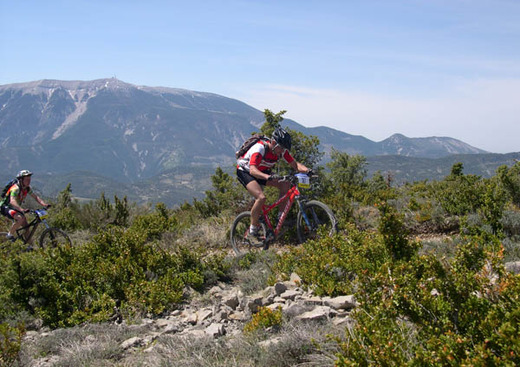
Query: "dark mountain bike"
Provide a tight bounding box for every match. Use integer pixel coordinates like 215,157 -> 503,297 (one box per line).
230,173 -> 337,255
0,208 -> 71,249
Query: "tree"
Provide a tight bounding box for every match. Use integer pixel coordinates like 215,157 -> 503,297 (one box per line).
50,183 -> 82,231
326,149 -> 367,196
194,167 -> 248,217
449,162 -> 464,178
497,162 -> 520,207
324,149 -> 368,223
260,109 -> 323,170
260,109 -> 286,136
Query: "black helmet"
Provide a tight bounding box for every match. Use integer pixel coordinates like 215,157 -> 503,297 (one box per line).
272,128 -> 292,151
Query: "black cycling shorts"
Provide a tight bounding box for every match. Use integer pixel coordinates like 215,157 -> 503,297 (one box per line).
236,169 -> 267,188
0,205 -> 21,220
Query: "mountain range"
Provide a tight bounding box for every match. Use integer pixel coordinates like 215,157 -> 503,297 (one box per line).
0,78 -> 514,205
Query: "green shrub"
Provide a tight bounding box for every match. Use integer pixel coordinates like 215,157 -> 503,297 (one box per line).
433,174 -> 486,215
0,322 -> 24,366
324,150 -> 368,224
497,163 -> 520,208
274,224 -> 391,297
0,225 -> 226,328
130,202 -> 177,240
69,193 -> 136,231
333,233 -> 520,365
244,306 -> 283,333
193,167 -> 249,218
377,201 -> 420,261
478,178 -> 508,235
47,183 -> 83,231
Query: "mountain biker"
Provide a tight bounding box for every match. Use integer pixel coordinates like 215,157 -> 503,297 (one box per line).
236,127 -> 310,243
0,170 -> 50,242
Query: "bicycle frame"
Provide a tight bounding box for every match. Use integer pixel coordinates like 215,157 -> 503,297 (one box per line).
260,181 -> 308,239
15,210 -> 49,244
231,173 -> 335,254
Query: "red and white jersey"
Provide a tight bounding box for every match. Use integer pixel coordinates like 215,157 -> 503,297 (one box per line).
237,140 -> 294,173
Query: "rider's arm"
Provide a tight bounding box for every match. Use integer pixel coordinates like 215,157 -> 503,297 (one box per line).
289,159 -> 310,174
249,147 -> 271,180
283,150 -> 309,174
250,165 -> 271,181
30,192 -> 48,208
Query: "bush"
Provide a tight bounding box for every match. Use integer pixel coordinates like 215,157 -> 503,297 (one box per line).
377,201 -> 420,261
432,174 -> 485,216
0,225 -> 228,328
0,322 -> 24,366
244,306 -> 283,333
130,202 -> 177,241
274,224 -> 391,297
497,163 -> 520,207
65,192 -> 136,231
272,206 -> 520,365
333,233 -> 520,365
193,167 -> 250,218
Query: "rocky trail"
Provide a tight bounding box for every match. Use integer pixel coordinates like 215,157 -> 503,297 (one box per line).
20,273 -> 357,366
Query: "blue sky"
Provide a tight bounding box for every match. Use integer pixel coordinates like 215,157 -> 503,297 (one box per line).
1,0 -> 519,153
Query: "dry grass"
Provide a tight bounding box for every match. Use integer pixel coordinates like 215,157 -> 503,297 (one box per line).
120,319 -> 343,367
18,322 -> 155,367
417,234 -> 457,258
17,313 -> 344,366
167,214 -> 234,252
66,229 -> 96,246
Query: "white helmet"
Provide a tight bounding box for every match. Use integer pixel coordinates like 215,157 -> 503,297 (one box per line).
16,169 -> 33,179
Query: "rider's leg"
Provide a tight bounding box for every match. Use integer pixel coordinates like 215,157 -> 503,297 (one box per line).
267,179 -> 291,218
9,212 -> 27,238
246,180 -> 266,229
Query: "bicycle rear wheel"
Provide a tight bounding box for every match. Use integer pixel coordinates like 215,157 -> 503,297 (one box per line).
230,211 -> 267,256
39,228 -> 72,249
297,200 -> 337,243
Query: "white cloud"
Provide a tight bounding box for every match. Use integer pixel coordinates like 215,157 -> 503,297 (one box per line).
242,78 -> 520,153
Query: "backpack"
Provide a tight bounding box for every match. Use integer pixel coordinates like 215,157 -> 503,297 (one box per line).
1,179 -> 17,199
235,134 -> 269,159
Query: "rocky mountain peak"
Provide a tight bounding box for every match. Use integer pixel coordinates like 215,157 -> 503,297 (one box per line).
0,78 -> 492,204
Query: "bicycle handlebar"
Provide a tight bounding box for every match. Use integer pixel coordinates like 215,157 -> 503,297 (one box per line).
277,172 -> 319,185
25,205 -> 51,214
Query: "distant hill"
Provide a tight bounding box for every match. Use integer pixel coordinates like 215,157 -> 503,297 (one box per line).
0,78 -> 495,205
366,152 -> 520,184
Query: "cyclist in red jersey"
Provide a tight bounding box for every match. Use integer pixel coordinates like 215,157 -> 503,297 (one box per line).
0,170 -> 50,242
236,128 -> 310,242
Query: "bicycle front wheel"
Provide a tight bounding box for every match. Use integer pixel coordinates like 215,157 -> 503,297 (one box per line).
297,200 -> 337,244
230,211 -> 267,256
39,228 -> 72,249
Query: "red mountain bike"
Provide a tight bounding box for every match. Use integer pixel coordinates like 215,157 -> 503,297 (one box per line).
230,173 -> 337,255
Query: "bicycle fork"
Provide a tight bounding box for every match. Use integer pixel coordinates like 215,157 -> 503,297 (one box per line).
297,199 -> 314,230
